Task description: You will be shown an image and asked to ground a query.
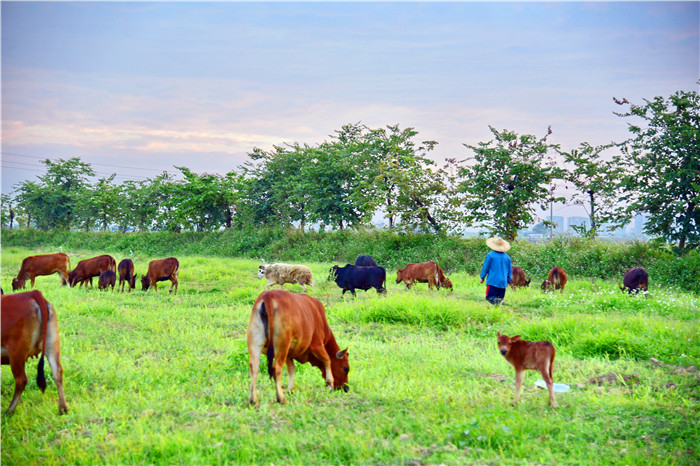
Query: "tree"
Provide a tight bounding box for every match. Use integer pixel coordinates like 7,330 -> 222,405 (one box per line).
14,158 -> 95,230
360,125 -> 457,233
615,89 -> 700,250
458,126 -> 563,241
78,174 -> 120,231
173,167 -> 242,231
559,142 -> 625,238
1,193 -> 16,229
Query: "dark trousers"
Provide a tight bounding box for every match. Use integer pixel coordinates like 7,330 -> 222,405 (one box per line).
485,285 -> 506,305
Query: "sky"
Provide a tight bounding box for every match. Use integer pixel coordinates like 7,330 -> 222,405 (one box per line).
1,1 -> 698,222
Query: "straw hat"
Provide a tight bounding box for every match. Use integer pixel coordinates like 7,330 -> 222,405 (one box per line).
486,237 -> 511,252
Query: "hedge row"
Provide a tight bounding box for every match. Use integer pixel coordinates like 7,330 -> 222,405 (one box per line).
2,228 -> 698,293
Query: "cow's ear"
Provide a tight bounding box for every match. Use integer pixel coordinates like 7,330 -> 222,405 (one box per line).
497,330 -> 501,337
512,335 -> 521,342
336,348 -> 348,358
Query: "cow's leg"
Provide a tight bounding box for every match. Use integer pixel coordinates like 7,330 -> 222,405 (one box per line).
44,333 -> 68,415
300,284 -> 308,292
286,359 -> 296,391
247,315 -> 266,406
514,369 -> 525,405
272,343 -> 291,403
539,362 -> 557,408
30,276 -> 36,289
310,346 -> 334,388
6,352 -> 29,415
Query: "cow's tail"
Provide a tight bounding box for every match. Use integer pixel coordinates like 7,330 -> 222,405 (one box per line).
434,263 -> 440,290
549,344 -> 556,381
33,290 -> 50,393
259,299 -> 275,380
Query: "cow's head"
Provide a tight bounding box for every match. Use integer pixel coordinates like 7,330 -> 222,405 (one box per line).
11,277 -> 25,291
67,270 -> 78,287
525,279 -> 531,287
541,279 -> 551,292
395,268 -> 404,284
497,331 -> 520,357
130,273 -> 138,289
441,277 -> 454,291
141,275 -> 151,291
330,348 -> 350,392
257,264 -> 268,280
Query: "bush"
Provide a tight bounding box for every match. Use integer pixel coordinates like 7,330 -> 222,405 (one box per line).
2,228 -> 698,293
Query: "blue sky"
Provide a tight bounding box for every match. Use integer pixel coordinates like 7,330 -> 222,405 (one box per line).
2,1 -> 698,219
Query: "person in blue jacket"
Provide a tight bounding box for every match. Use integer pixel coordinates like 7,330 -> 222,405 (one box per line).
480,237 -> 512,305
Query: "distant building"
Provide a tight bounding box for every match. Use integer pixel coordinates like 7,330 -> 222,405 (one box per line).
567,216 -> 590,233
634,214 -> 647,236
551,216 -> 565,234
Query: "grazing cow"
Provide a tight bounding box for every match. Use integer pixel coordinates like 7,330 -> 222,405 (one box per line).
117,259 -> 137,293
329,264 -> 386,296
396,261 -> 453,291
510,266 -> 531,289
619,267 -> 649,294
257,263 -> 315,292
247,290 -> 349,406
68,254 -> 116,289
12,253 -> 71,291
1,290 -> 68,415
541,266 -> 567,293
497,331 -> 557,408
142,257 -> 179,294
98,270 -> 116,291
355,254 -> 378,267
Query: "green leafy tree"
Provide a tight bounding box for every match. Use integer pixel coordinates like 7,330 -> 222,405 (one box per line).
14,157 -> 95,230
560,142 -> 625,238
77,174 -> 121,231
615,89 -> 700,250
458,126 -> 563,241
173,167 -> 242,231
1,193 -> 16,229
361,125 -> 456,233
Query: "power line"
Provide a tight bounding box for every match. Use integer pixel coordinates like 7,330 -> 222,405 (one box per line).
1,151 -> 170,173
1,162 -> 152,181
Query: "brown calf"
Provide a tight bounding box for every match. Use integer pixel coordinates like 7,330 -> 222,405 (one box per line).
497,331 -> 557,408
396,261 -> 452,290
541,266 -> 567,293
510,266 -> 531,289
98,270 -> 116,291
247,290 -> 349,406
141,257 -> 180,294
68,254 -> 116,289
619,267 -> 649,294
118,259 -> 137,293
12,253 -> 71,291
1,290 -> 68,415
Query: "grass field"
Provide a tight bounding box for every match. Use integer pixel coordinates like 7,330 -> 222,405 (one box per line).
1,247 -> 699,465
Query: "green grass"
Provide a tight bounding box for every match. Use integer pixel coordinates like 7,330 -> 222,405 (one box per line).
1,247 -> 699,465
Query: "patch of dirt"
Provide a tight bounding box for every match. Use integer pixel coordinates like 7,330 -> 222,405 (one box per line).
587,372 -> 640,386
649,358 -> 698,377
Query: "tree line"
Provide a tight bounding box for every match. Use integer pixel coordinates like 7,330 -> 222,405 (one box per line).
2,88 -> 698,250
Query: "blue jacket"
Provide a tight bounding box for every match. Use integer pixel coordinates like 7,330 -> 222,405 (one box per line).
480,251 -> 512,289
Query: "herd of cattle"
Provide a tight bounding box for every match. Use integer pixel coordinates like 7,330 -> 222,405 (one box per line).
1,251 -> 651,415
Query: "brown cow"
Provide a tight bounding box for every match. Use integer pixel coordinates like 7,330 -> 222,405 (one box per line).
510,266 -> 531,289
619,267 -> 649,294
247,290 -> 349,406
98,270 -> 116,291
12,253 -> 71,291
497,331 -> 557,408
68,254 -> 116,289
118,259 -> 137,293
396,261 -> 452,291
1,290 -> 68,415
541,266 -> 567,293
141,257 -> 179,294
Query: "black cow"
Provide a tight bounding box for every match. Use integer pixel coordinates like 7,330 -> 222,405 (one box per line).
619,268 -> 649,294
355,255 -> 378,267
330,264 -> 386,296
